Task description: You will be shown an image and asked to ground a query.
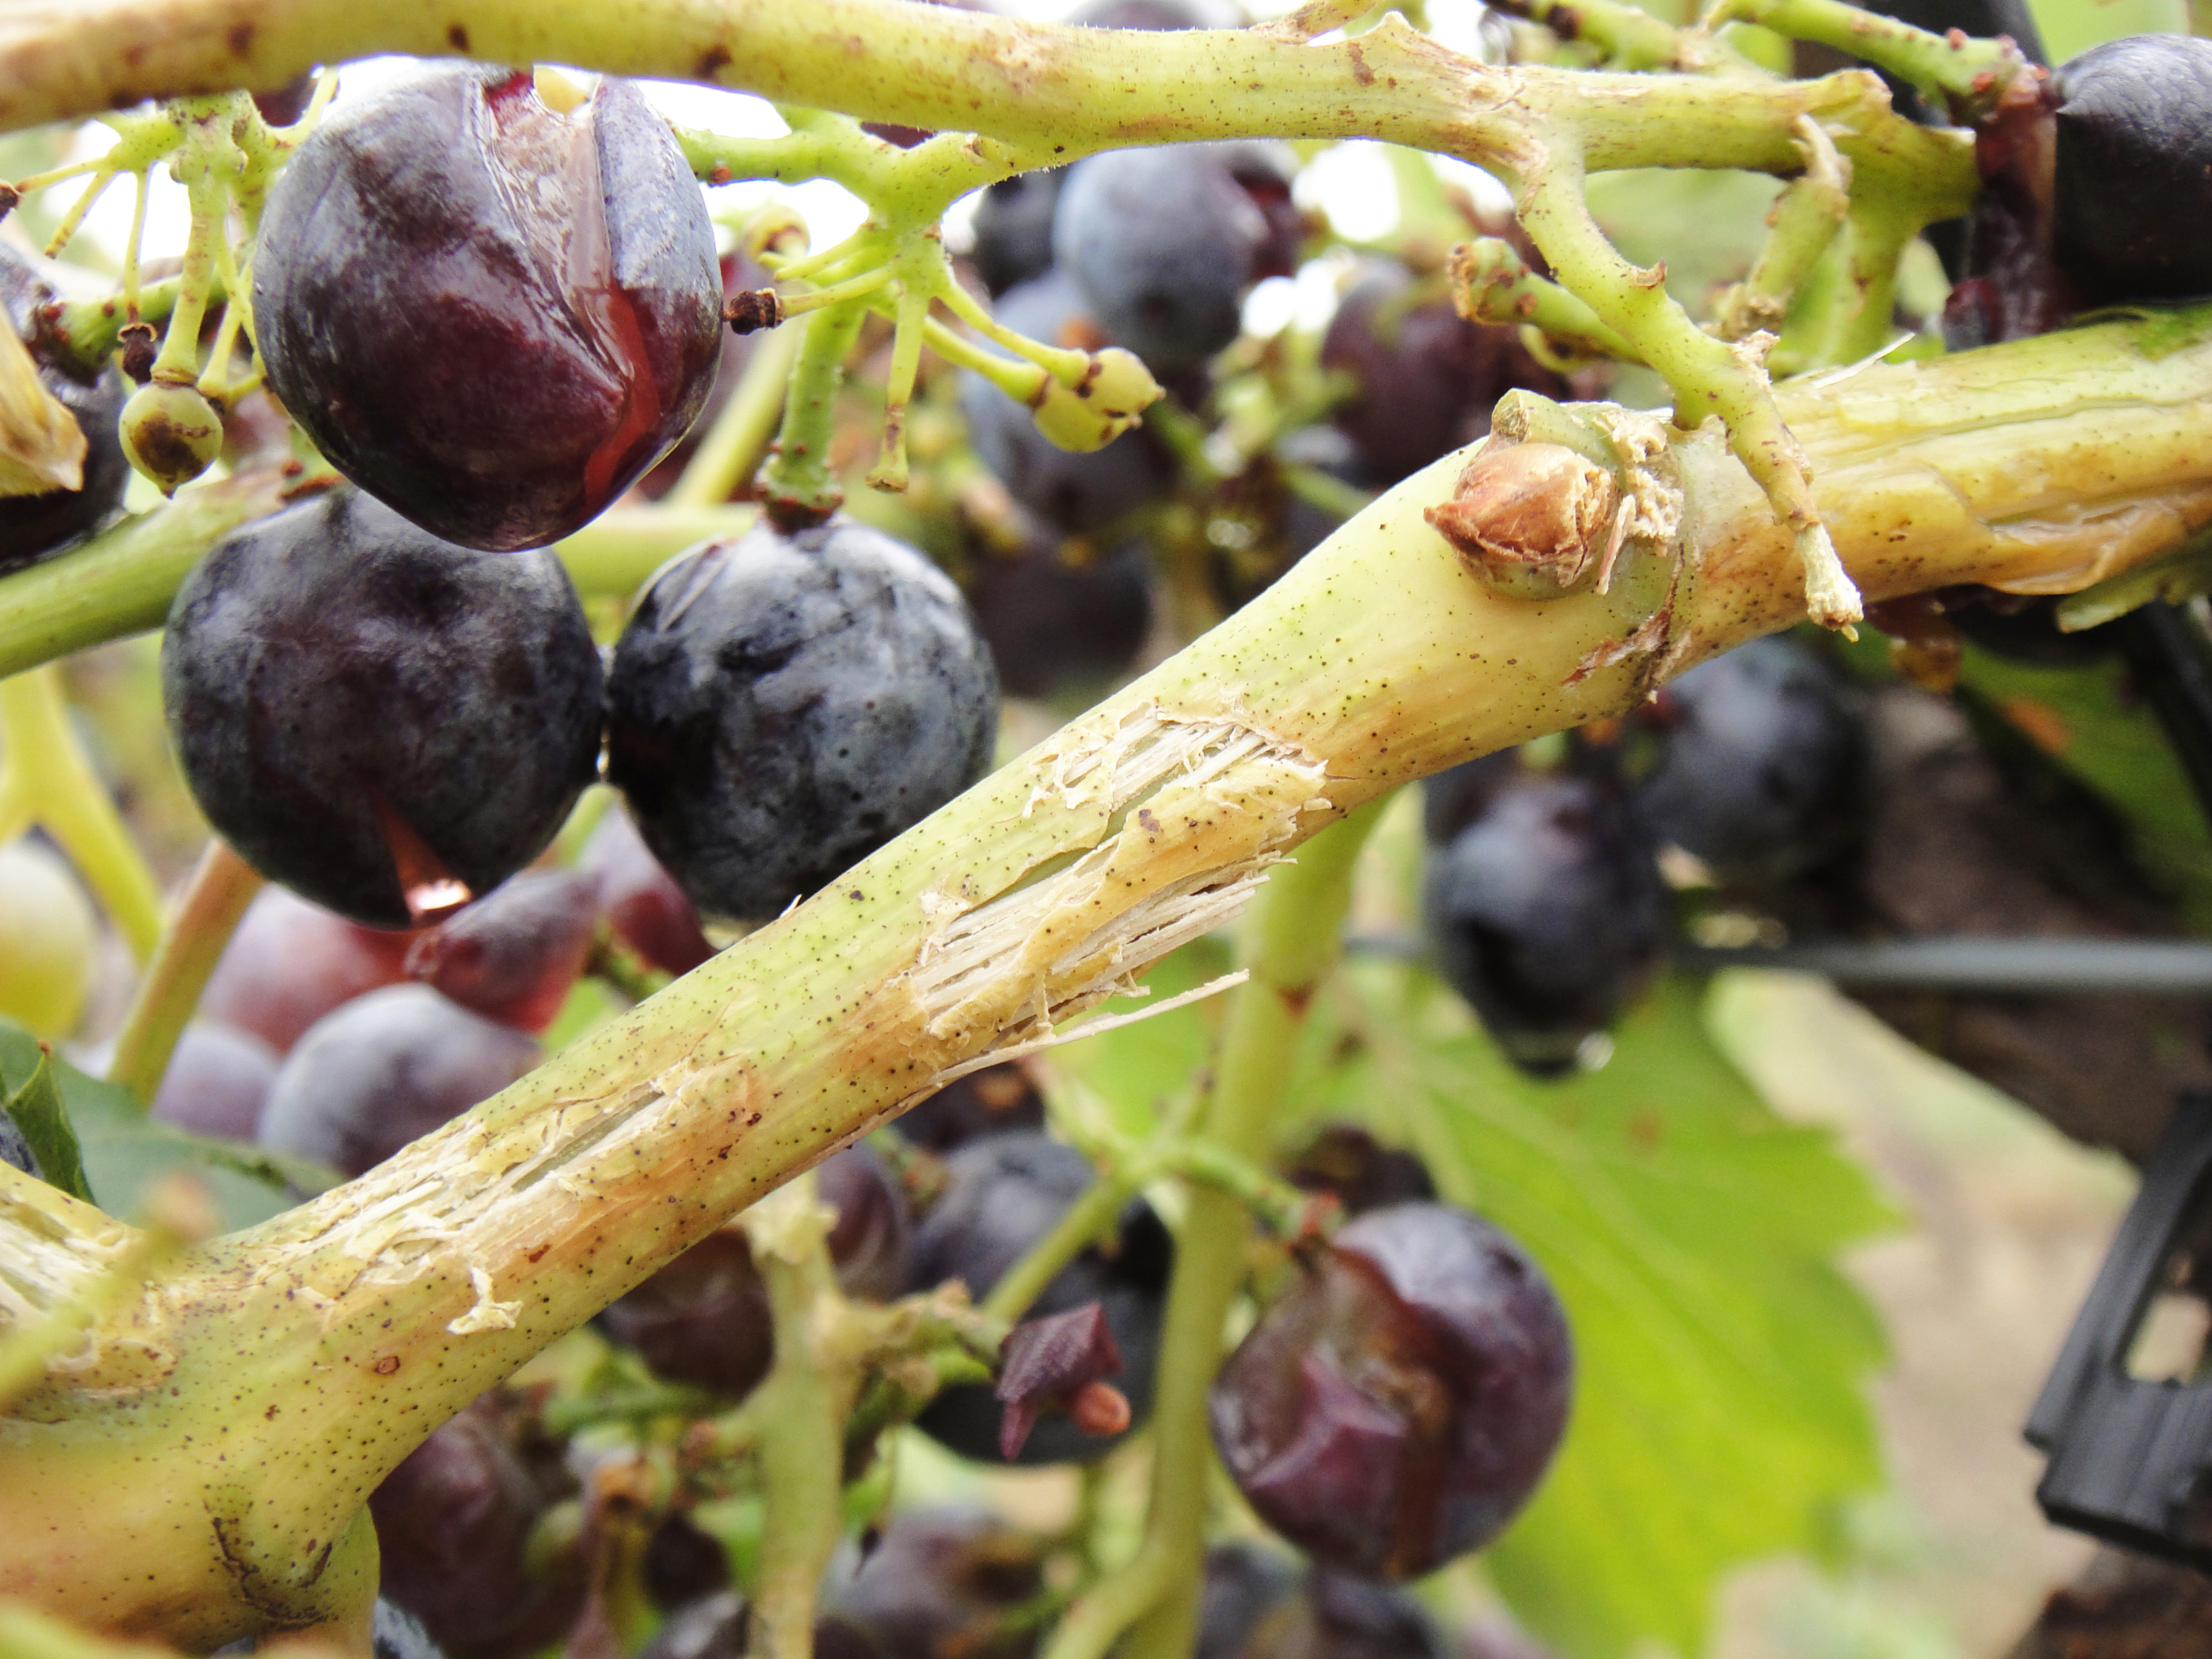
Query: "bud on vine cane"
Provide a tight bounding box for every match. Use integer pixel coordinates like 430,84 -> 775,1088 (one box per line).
1423,441 -> 1621,600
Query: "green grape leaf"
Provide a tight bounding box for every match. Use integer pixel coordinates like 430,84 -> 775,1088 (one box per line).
0,1021 -> 332,1230
2,1041 -> 93,1202
1329,972 -> 1894,1659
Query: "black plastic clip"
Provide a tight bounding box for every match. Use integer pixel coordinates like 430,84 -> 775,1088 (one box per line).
2027,1092 -> 2212,1569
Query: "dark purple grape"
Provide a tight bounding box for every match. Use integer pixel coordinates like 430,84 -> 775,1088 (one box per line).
1422,765 -> 1666,1076
961,271 -> 1176,535
892,1063 -> 1046,1153
1419,751 -> 1522,846
1635,636 -> 1868,886
256,984 -> 542,1177
969,172 -> 1065,299
1283,1125 -> 1434,1218
598,1227 -> 773,1399
199,886 -> 418,1054
1210,1203 -> 1572,1581
605,520 -> 997,923
2053,36 -> 2212,307
819,1509 -> 1045,1659
903,1132 -> 1169,1464
644,1513 -> 732,1611
253,64 -> 721,551
1,244 -> 129,569
1195,1544 -> 1298,1659
600,1145 -> 911,1395
1321,259 -> 1569,487
161,489 -> 605,929
1052,143 -> 1299,374
149,1021 -> 280,1141
250,73 -> 318,128
0,1111 -> 33,1178
968,530 -> 1153,698
820,1141 -> 912,1302
578,803 -> 716,977
370,1390 -> 580,1659
404,868 -> 598,1033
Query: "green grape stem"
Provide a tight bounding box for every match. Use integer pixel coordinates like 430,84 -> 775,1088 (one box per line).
0,665 -> 164,961
105,840 -> 265,1109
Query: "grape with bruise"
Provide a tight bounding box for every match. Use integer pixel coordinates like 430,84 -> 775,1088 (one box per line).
578,803 -> 718,977
253,64 -> 722,550
902,1131 -> 1170,1464
162,489 -> 604,929
256,984 -> 543,1178
1210,1202 -> 1572,1580
605,520 -> 997,922
404,868 -> 599,1033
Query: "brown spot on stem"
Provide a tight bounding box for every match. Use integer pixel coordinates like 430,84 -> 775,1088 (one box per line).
447,24 -> 470,50
227,21 -> 254,55
695,43 -> 734,78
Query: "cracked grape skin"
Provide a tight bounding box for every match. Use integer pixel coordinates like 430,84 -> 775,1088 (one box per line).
160,488 -> 605,930
1208,1203 -> 1572,1583
0,244 -> 128,569
252,62 -> 722,552
604,519 -> 999,923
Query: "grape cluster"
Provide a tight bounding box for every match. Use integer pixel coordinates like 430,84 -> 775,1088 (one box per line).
146,806 -> 713,1164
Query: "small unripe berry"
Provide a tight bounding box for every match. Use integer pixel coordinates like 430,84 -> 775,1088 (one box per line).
119,380 -> 221,495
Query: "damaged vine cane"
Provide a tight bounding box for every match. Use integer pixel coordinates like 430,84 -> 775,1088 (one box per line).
8,304 -> 2212,1649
